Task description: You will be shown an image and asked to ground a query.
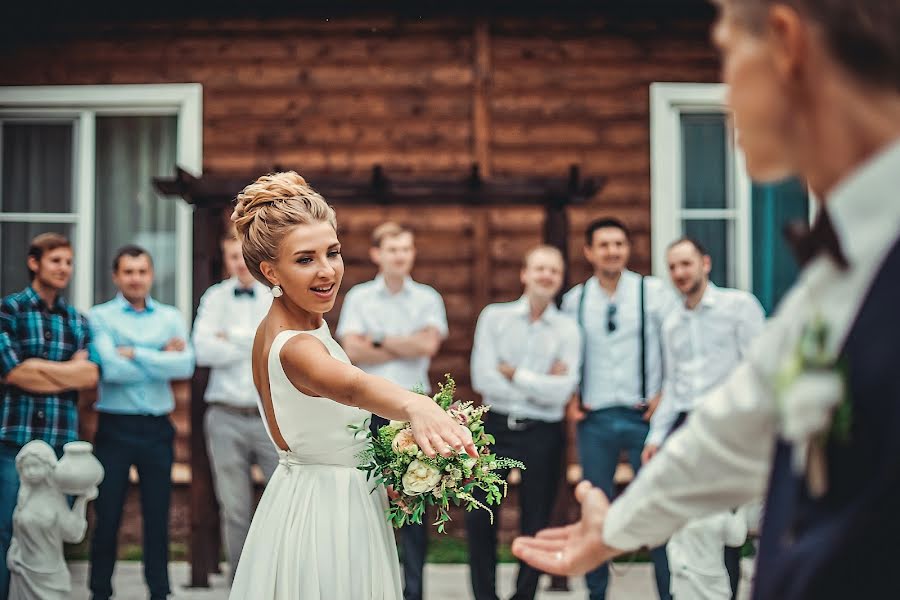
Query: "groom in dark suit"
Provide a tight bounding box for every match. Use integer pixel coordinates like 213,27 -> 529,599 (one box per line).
511,1 -> 900,598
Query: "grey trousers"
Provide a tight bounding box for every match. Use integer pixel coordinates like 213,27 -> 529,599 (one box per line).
204,404 -> 279,581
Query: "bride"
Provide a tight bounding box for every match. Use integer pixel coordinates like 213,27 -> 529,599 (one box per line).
227,171 -> 476,599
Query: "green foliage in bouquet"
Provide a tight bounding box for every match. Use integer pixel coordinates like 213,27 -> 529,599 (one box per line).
354,375 -> 525,534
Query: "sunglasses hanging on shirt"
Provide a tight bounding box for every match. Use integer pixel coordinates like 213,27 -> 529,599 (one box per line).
607,303 -> 618,333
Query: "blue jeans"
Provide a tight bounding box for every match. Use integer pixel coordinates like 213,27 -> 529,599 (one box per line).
0,445 -> 19,600
577,407 -> 672,600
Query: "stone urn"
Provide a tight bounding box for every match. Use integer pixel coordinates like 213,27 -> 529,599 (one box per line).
53,441 -> 104,495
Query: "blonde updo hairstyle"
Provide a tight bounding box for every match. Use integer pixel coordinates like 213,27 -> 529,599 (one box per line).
231,171 -> 337,288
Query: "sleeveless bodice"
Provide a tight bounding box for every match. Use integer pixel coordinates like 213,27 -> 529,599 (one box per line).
262,322 -> 371,468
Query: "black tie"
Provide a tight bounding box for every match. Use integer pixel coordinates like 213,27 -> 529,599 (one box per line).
783,209 -> 849,270
234,287 -> 255,298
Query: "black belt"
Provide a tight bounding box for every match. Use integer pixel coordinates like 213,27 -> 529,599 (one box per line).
208,402 -> 259,417
492,411 -> 557,432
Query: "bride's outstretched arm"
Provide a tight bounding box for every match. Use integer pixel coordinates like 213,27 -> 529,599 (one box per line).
281,334 -> 478,459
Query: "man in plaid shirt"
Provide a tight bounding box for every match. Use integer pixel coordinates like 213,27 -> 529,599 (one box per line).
0,233 -> 99,600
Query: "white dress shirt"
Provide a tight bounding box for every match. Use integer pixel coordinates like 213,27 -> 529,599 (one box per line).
192,278 -> 272,407
470,297 -> 582,422
668,510 -> 748,600
336,275 -> 448,393
647,283 -> 766,446
603,139 -> 900,550
562,271 -> 677,410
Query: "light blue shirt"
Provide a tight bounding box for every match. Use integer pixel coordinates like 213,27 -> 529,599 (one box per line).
89,294 -> 195,415
562,271 -> 677,410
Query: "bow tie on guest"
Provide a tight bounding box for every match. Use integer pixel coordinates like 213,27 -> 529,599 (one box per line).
233,287 -> 255,298
783,209 -> 849,270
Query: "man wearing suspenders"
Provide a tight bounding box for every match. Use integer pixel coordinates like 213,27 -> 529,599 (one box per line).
561,218 -> 676,600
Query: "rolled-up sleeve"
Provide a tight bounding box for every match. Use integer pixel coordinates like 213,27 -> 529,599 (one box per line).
422,290 -> 449,338
335,288 -> 366,339
471,306 -> 527,403
132,309 -> 195,381
88,311 -> 147,384
511,320 -> 582,407
0,301 -> 22,378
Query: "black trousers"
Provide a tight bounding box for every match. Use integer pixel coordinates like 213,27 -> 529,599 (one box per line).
371,415 -> 428,600
90,413 -> 175,600
670,411 -> 741,600
465,412 -> 565,600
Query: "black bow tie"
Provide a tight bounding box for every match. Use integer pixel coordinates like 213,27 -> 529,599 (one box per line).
234,287 -> 255,298
783,210 -> 849,270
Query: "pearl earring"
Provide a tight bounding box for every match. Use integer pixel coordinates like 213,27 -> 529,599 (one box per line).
271,285 -> 283,298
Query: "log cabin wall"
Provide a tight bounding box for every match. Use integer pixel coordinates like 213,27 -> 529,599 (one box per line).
1,7 -> 719,547
0,11 -> 719,275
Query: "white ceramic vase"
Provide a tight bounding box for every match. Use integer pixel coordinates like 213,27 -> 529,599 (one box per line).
53,441 -> 104,495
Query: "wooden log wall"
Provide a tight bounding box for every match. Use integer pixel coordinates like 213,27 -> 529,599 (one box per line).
0,13 -> 717,280
334,204 -> 545,401
3,10 -> 719,550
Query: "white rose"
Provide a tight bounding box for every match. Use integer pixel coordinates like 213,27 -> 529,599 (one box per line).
402,459 -> 442,495
781,371 -> 845,442
781,371 -> 845,474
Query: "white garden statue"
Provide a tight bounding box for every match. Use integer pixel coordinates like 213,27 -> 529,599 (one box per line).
7,440 -> 104,600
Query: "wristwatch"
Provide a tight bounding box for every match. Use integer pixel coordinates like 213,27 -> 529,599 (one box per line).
371,332 -> 385,348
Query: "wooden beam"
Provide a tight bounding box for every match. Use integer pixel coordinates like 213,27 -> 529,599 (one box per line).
153,167 -> 604,210
472,19 -> 492,177
471,208 -> 491,314
186,204 -> 222,588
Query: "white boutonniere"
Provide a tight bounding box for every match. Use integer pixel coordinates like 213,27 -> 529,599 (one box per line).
775,314 -> 852,498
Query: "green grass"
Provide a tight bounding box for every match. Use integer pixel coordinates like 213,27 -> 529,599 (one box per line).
64,540 -> 188,561
423,536 -> 516,564
65,533 -> 755,564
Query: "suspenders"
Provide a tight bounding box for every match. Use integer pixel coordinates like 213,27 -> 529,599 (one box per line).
577,275 -> 647,405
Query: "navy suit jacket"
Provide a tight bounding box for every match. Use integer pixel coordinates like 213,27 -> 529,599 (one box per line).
754,236 -> 900,599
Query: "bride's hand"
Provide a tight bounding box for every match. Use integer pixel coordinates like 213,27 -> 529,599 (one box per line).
405,395 -> 478,459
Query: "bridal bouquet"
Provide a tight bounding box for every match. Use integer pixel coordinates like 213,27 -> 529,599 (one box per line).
355,375 -> 524,533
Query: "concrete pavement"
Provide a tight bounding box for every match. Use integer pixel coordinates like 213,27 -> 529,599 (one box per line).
69,560 -> 755,599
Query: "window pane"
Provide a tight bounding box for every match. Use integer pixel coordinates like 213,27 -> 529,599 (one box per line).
752,178 -> 809,314
683,218 -> 732,287
680,113 -> 729,209
94,116 -> 178,305
0,223 -> 74,297
1,122 -> 73,213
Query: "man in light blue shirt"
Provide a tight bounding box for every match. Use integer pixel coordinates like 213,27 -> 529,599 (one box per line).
561,218 -> 675,600
87,245 -> 194,600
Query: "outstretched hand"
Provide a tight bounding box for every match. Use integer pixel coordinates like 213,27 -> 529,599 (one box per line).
512,481 -> 623,576
407,395 -> 479,459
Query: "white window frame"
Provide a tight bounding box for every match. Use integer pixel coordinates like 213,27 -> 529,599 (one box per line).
0,84 -> 202,321
650,82 -> 752,290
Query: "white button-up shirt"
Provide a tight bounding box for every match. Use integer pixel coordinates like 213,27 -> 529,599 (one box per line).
470,297 -> 582,422
603,140 -> 900,551
192,278 -> 272,408
562,271 -> 677,410
336,275 -> 448,393
668,510 -> 748,599
647,283 -> 766,446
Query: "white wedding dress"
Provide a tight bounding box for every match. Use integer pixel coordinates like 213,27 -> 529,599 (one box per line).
229,323 -> 403,599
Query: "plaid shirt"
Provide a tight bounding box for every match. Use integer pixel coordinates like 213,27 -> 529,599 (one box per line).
0,286 -> 95,450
